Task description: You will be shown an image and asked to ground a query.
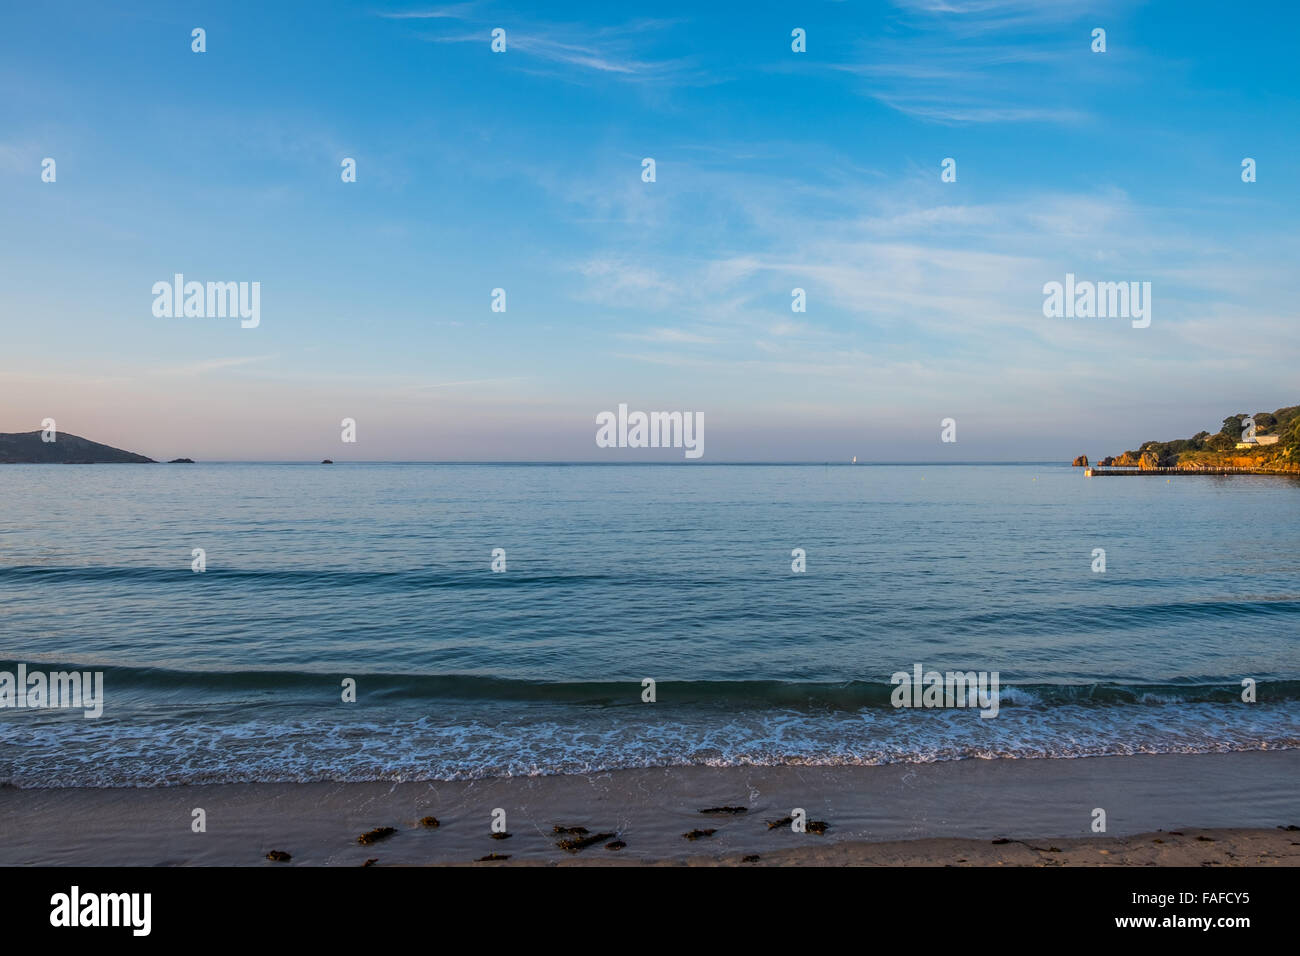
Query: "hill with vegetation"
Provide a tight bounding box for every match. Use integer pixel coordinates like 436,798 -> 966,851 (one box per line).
1093,405 -> 1300,473
0,431 -> 155,464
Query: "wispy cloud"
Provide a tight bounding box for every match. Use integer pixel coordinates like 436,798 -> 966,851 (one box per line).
159,355 -> 277,376
871,97 -> 1086,125
408,377 -> 526,389
888,0 -> 1105,35
827,1 -> 1121,125
376,4 -> 477,20
620,327 -> 718,344
399,16 -> 704,84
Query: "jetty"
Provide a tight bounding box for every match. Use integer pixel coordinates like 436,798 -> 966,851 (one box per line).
1084,465 -> 1296,477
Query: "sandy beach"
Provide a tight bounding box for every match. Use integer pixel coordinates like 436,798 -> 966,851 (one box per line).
516,827 -> 1300,866
3,750 -> 1296,866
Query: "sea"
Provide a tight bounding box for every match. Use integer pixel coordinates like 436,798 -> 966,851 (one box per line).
1,462 -> 1297,787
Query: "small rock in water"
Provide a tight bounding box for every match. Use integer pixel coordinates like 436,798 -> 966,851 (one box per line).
742,855 -> 761,863
419,816 -> 440,828
991,838 -> 1012,845
357,826 -> 396,845
806,821 -> 829,835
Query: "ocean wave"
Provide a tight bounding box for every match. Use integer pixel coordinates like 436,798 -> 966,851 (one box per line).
1,661 -> 1296,708
2,693 -> 1298,787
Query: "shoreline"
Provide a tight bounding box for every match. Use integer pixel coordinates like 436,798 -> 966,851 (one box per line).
2,751 -> 1296,866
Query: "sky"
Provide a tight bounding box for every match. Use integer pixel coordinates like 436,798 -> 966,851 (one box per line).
1,0 -> 1297,461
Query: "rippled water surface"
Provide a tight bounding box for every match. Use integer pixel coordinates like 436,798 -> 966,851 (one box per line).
1,463 -> 1297,785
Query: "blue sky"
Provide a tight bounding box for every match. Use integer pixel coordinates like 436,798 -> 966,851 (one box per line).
1,0 -> 1297,460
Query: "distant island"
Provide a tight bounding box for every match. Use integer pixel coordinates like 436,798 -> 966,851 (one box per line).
1076,404 -> 1300,474
0,431 -> 155,464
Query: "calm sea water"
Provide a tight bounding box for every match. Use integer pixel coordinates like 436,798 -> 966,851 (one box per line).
1,463 -> 1297,786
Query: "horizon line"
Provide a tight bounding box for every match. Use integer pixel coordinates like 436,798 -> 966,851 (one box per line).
4,459 -> 1072,466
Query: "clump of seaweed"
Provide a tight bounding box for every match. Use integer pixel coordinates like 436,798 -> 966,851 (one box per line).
358,826 -> 396,845
556,831 -> 616,852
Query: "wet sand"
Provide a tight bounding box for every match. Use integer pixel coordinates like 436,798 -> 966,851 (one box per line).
506,827 -> 1300,866
1,750 -> 1297,866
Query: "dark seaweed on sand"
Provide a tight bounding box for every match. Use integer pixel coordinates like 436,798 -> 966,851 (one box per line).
556,831 -> 616,852
357,826 -> 396,845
